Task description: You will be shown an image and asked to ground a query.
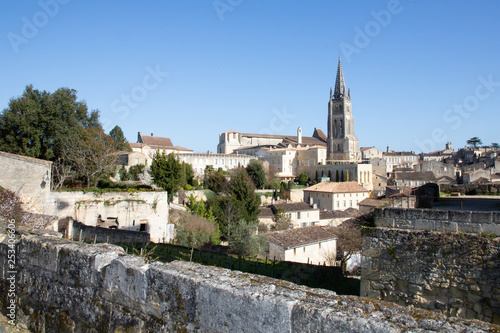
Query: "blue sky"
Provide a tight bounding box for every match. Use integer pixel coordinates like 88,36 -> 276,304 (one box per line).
1,1 -> 499,153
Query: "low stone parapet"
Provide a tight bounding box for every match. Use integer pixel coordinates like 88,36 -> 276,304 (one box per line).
1,233 -> 498,332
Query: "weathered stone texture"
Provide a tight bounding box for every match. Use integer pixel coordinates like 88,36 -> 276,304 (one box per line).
1,233 -> 498,332
361,228 -> 500,325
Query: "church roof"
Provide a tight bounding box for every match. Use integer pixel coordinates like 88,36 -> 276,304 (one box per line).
312,128 -> 327,141
334,57 -> 347,99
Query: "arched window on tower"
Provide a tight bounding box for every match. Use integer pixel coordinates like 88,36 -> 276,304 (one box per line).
333,119 -> 337,137
339,120 -> 343,137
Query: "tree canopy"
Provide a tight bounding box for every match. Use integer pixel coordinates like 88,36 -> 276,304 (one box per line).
0,85 -> 100,161
109,125 -> 130,151
149,151 -> 182,201
466,137 -> 482,148
246,159 -> 267,189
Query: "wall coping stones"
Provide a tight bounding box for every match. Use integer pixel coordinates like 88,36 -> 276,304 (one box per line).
2,233 -> 499,332
374,208 -> 500,235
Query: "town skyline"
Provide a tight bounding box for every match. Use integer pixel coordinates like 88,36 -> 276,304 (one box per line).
1,1 -> 499,153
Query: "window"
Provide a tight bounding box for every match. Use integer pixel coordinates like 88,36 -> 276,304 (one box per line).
343,200 -> 346,207
303,247 -> 306,252
350,200 -> 352,207
294,248 -> 296,255
297,212 -> 301,219
319,242 -> 321,249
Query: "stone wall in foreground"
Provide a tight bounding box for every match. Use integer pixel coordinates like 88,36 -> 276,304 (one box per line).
1,233 -> 498,332
361,207 -> 500,325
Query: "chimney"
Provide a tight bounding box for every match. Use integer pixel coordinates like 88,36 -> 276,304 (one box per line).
138,132 -> 142,143
297,127 -> 302,145
151,133 -> 154,136
313,203 -> 317,209
309,196 -> 313,205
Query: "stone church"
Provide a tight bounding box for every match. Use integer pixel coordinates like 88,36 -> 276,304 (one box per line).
326,57 -> 361,163
217,57 -> 361,164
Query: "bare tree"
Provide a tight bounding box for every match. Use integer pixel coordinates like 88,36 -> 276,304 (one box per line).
61,127 -> 118,187
271,207 -> 291,231
331,219 -> 363,273
51,158 -> 75,190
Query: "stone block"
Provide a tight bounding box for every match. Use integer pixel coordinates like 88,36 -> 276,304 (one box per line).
197,270 -> 299,333
102,256 -> 149,305
435,221 -> 458,233
471,211 -> 493,223
58,241 -> 123,287
449,210 -> 472,223
384,208 -> 406,219
456,223 -> 481,234
480,224 -> 500,236
414,219 -> 436,231
362,247 -> 381,258
422,209 -> 448,221
145,261 -> 202,325
395,220 -> 414,229
492,212 -> 500,224
376,218 -> 395,228
362,269 -> 381,281
405,209 -> 424,220
373,208 -> 384,220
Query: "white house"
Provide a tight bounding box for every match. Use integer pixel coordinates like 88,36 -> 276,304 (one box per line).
303,181 -> 370,211
267,226 -> 337,266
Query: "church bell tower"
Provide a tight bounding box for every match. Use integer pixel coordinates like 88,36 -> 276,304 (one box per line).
327,57 -> 361,163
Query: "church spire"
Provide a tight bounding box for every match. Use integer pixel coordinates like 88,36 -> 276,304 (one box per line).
334,56 -> 346,99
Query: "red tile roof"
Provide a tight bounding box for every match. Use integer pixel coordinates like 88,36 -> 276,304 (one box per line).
138,134 -> 173,147
304,181 -> 369,193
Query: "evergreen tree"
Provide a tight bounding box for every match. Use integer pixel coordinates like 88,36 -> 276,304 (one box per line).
336,170 -> 339,182
149,151 -> 181,201
340,170 -> 344,182
109,125 -> 130,151
228,168 -> 261,224
246,159 -> 267,189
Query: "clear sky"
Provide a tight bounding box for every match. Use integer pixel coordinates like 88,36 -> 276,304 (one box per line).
1,1 -> 499,154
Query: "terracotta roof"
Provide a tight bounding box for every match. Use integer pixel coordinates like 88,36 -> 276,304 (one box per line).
312,128 -> 327,141
258,206 -> 275,218
304,181 -> 369,193
268,226 -> 336,249
138,134 -> 173,147
272,202 -> 316,212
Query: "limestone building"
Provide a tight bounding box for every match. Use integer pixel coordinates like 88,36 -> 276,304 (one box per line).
326,57 -> 361,163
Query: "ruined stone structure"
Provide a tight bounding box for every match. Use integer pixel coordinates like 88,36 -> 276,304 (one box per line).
0,150 -> 171,243
361,207 -> 500,324
0,151 -> 52,214
327,57 -> 361,163
1,232 -> 498,332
